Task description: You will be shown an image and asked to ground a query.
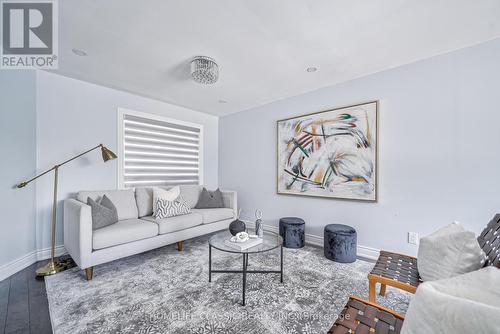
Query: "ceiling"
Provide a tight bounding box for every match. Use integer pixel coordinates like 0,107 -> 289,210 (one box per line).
54,0 -> 500,116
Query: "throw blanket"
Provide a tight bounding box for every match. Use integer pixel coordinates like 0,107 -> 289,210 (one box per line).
402,266 -> 500,334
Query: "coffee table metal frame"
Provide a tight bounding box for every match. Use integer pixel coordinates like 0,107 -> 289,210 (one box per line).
208,230 -> 283,306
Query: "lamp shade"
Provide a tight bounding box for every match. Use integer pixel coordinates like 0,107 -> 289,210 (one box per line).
101,145 -> 117,162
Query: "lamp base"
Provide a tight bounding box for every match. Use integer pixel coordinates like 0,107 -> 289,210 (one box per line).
36,260 -> 66,277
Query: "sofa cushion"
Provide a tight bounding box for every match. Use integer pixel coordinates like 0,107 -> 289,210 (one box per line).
135,187 -> 153,217
78,189 -> 139,220
141,213 -> 202,234
417,222 -> 486,281
153,186 -> 181,214
92,218 -> 158,250
179,185 -> 202,208
192,208 -> 234,224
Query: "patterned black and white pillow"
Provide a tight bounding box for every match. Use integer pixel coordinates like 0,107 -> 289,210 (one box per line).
154,195 -> 191,219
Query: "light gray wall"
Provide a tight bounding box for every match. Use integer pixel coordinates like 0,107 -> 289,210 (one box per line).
35,71 -> 219,250
219,38 -> 500,256
0,71 -> 37,268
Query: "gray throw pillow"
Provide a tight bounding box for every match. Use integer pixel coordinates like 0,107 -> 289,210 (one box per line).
195,188 -> 224,209
87,195 -> 118,230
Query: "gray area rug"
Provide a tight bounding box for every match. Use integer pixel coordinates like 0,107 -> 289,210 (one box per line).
46,234 -> 411,333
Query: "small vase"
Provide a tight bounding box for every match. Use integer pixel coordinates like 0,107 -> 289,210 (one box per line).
255,219 -> 264,238
229,219 -> 246,236
255,209 -> 264,237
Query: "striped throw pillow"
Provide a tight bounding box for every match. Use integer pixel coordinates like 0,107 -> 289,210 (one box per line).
154,196 -> 191,219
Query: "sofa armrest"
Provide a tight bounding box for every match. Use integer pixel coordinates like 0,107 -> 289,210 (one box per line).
221,190 -> 237,218
63,199 -> 93,269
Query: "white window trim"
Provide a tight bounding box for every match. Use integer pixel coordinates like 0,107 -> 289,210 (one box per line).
117,107 -> 204,189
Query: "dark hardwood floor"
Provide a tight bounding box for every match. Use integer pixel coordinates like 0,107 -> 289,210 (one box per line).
1,261 -> 52,334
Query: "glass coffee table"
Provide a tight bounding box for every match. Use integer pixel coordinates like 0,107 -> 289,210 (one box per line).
208,229 -> 283,306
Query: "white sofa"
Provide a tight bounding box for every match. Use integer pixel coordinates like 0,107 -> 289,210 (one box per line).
63,185 -> 237,280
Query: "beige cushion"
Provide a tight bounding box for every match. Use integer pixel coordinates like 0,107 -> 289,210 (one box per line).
141,213 -> 202,234
192,208 -> 234,224
92,219 -> 158,250
179,185 -> 202,208
135,187 -> 153,217
78,189 -> 139,220
401,266 -> 500,334
417,222 -> 486,281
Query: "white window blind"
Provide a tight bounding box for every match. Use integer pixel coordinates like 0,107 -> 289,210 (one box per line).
120,112 -> 202,188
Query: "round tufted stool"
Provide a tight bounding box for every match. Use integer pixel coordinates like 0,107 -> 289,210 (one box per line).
324,224 -> 357,263
279,217 -> 305,248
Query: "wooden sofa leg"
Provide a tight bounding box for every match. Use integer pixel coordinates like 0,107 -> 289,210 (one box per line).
177,241 -> 183,251
85,267 -> 93,281
380,283 -> 386,296
368,278 -> 376,303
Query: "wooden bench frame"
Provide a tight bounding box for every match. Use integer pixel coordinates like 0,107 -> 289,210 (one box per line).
328,295 -> 405,334
368,251 -> 418,303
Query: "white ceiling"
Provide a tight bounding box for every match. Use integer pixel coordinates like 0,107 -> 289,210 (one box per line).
54,0 -> 500,116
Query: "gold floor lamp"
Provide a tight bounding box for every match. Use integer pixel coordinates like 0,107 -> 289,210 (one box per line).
17,144 -> 117,277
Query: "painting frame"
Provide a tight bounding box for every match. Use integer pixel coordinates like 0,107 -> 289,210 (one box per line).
276,100 -> 379,202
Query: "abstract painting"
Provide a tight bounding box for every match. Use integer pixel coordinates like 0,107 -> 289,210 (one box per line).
277,101 -> 378,201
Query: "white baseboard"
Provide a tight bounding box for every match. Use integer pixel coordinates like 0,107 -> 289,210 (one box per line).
0,245 -> 67,282
356,245 -> 380,262
35,245 -> 67,261
244,220 -> 380,262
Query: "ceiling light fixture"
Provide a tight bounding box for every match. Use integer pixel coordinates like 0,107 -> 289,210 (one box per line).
191,56 -> 218,84
306,67 -> 318,72
72,48 -> 87,56
218,100 -> 228,104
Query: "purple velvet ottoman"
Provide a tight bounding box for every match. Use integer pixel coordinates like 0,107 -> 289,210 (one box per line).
324,224 -> 357,263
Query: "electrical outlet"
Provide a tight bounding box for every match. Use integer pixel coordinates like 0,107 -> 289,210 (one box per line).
408,232 -> 419,245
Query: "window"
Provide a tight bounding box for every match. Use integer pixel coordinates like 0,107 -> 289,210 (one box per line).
118,108 -> 203,188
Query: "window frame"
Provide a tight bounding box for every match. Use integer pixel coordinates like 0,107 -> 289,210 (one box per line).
117,107 -> 204,189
